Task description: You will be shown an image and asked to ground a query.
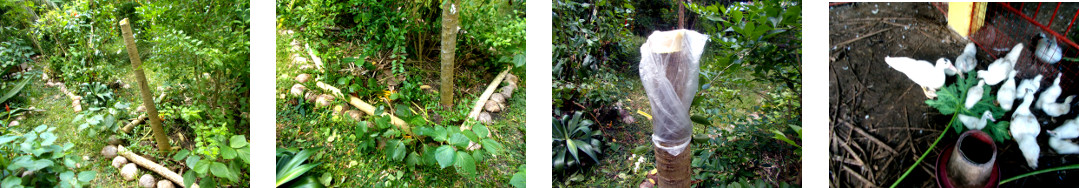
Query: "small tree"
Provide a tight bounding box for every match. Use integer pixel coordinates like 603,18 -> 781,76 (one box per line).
440,0 -> 461,107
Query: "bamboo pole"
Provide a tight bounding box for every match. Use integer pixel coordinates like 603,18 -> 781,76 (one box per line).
118,145 -> 195,188
119,18 -> 171,153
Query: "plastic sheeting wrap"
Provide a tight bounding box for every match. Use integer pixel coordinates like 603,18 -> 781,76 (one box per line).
639,29 -> 708,156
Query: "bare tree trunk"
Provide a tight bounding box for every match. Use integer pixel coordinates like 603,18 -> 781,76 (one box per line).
439,0 -> 461,108
119,18 -> 171,153
678,0 -> 685,29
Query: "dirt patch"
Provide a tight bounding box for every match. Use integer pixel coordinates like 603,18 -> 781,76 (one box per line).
830,2 -> 1079,187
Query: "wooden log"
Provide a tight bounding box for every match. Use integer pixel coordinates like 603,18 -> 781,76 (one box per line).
117,145 -> 195,188
120,18 -> 171,153
304,43 -> 324,70
314,82 -> 412,136
121,114 -> 148,133
465,68 -> 511,129
121,91 -> 165,132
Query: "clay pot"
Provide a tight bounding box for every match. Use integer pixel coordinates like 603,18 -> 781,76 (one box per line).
937,130 -> 999,188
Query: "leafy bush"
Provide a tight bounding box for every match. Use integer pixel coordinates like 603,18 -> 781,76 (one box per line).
460,0 -> 527,68
179,135 -> 250,187
73,102 -> 130,138
552,0 -> 637,82
552,111 -> 603,174
0,125 -> 96,188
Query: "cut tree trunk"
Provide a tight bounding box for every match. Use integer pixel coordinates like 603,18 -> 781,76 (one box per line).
117,145 -> 195,188
439,0 -> 461,108
464,68 -> 510,129
120,18 -> 171,153
314,82 -> 413,136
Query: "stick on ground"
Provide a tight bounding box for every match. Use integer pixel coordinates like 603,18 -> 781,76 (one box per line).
117,145 -> 195,188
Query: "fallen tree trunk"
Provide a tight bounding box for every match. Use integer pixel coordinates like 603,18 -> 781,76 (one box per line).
304,43 -> 324,70
120,114 -> 148,133
117,145 -> 195,188
315,82 -> 412,136
464,68 -> 511,130
122,92 -> 166,133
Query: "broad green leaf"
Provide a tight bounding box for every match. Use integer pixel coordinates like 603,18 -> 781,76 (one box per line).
186,155 -> 201,170
1,176 -> 21,188
194,160 -> 211,175
454,151 -> 476,176
221,145 -> 237,160
230,135 -> 248,148
435,145 -> 456,169
199,176 -> 217,188
210,162 -> 236,182
448,133 -> 469,148
473,124 -> 490,138
432,126 -> 448,142
510,166 -> 526,188
391,140 -> 406,161
461,130 -> 480,143
77,171 -> 96,183
481,138 -> 503,156
173,149 -> 190,161
183,171 -> 197,188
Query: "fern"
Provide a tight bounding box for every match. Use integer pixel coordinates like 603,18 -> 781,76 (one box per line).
925,71 -> 1011,142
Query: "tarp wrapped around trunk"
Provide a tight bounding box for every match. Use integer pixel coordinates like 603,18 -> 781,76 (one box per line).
639,29 -> 708,156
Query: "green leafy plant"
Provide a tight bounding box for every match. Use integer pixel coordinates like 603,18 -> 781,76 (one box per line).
276,147 -> 323,187
72,102 -> 130,138
509,164 -> 526,188
181,135 -> 250,187
0,125 -> 96,188
552,0 -> 637,82
924,71 -> 1010,142
75,82 -> 114,109
552,111 -> 603,174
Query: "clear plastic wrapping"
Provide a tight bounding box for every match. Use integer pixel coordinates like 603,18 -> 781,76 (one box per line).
639,29 -> 708,156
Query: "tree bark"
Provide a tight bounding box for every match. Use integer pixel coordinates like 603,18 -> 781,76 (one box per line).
119,18 -> 171,153
439,0 -> 461,108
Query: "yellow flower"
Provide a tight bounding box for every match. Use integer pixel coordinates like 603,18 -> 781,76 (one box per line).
381,89 -> 397,101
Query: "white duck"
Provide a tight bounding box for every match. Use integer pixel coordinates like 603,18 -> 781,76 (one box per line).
978,43 -> 1024,85
1043,95 -> 1075,117
955,42 -> 978,76
1037,73 -> 1064,110
959,111 -> 995,130
1016,74 -> 1044,98
1011,88 -> 1042,169
1049,119 -> 1079,154
1035,32 -> 1063,64
965,80 -> 986,109
997,71 -> 1019,110
885,57 -> 958,98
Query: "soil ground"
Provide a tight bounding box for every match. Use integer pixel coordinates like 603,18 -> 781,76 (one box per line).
830,2 -> 1079,187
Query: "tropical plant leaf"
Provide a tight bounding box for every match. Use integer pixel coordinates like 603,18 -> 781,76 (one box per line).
435,145 -> 456,169
454,151 -> 476,177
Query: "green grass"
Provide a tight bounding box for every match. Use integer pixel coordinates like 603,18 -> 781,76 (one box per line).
276,29 -> 527,187
12,63 -> 175,187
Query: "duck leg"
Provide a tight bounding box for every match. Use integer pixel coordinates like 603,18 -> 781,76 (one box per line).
922,86 -> 938,99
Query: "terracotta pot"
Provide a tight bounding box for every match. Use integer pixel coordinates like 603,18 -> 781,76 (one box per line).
937,130 -> 999,188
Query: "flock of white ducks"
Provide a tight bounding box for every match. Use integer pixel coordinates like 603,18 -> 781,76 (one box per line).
885,35 -> 1072,169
